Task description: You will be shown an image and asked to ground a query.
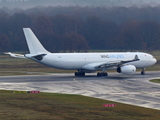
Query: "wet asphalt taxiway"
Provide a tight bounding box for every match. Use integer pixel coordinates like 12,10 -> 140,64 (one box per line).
0,71 -> 160,110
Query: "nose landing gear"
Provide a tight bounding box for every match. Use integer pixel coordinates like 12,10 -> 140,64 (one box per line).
141,68 -> 145,75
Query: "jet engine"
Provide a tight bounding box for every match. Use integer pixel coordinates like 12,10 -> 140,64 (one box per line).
117,65 -> 136,74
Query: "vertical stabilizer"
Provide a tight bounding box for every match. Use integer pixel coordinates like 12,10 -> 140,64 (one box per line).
23,28 -> 50,54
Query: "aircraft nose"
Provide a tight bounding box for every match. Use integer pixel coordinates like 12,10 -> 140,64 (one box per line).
152,58 -> 157,65
154,58 -> 157,64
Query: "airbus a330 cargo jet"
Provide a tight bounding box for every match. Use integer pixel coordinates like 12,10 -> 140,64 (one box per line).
6,28 -> 157,76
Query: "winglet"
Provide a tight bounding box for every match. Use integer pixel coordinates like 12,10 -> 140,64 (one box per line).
134,55 -> 140,61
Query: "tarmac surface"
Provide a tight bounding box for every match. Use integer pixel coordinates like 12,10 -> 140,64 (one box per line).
0,71 -> 160,110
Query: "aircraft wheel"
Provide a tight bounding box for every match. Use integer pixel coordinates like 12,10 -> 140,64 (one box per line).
100,73 -> 104,76
141,68 -> 145,75
80,72 -> 85,76
97,72 -> 101,77
75,72 -> 78,76
104,73 -> 108,76
97,72 -> 108,76
75,72 -> 85,77
82,72 -> 85,76
141,71 -> 145,75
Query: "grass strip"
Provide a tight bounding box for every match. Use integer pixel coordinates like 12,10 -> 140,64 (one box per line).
150,79 -> 160,83
0,90 -> 160,120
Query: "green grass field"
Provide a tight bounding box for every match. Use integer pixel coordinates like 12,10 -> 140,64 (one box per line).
150,79 -> 160,83
0,90 -> 160,120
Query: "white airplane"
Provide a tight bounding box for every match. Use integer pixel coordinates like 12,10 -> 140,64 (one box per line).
6,28 -> 157,76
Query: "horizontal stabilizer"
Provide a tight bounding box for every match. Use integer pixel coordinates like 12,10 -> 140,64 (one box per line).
4,52 -> 25,58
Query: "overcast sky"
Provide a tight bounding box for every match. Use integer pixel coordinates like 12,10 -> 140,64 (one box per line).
1,0 -> 160,9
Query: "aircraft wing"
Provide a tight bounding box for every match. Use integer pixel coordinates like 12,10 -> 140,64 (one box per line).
96,55 -> 140,68
82,55 -> 140,70
4,52 -> 26,58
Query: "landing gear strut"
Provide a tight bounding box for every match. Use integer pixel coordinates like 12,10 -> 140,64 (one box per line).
75,71 -> 85,77
141,68 -> 145,75
97,72 -> 108,77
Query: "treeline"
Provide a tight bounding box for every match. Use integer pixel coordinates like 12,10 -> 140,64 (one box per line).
0,6 -> 160,52
0,0 -> 157,8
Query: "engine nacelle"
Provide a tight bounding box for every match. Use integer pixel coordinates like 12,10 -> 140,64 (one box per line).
117,65 -> 136,74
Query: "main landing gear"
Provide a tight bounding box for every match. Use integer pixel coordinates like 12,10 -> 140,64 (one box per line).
141,68 -> 145,75
75,71 -> 85,77
97,72 -> 108,77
